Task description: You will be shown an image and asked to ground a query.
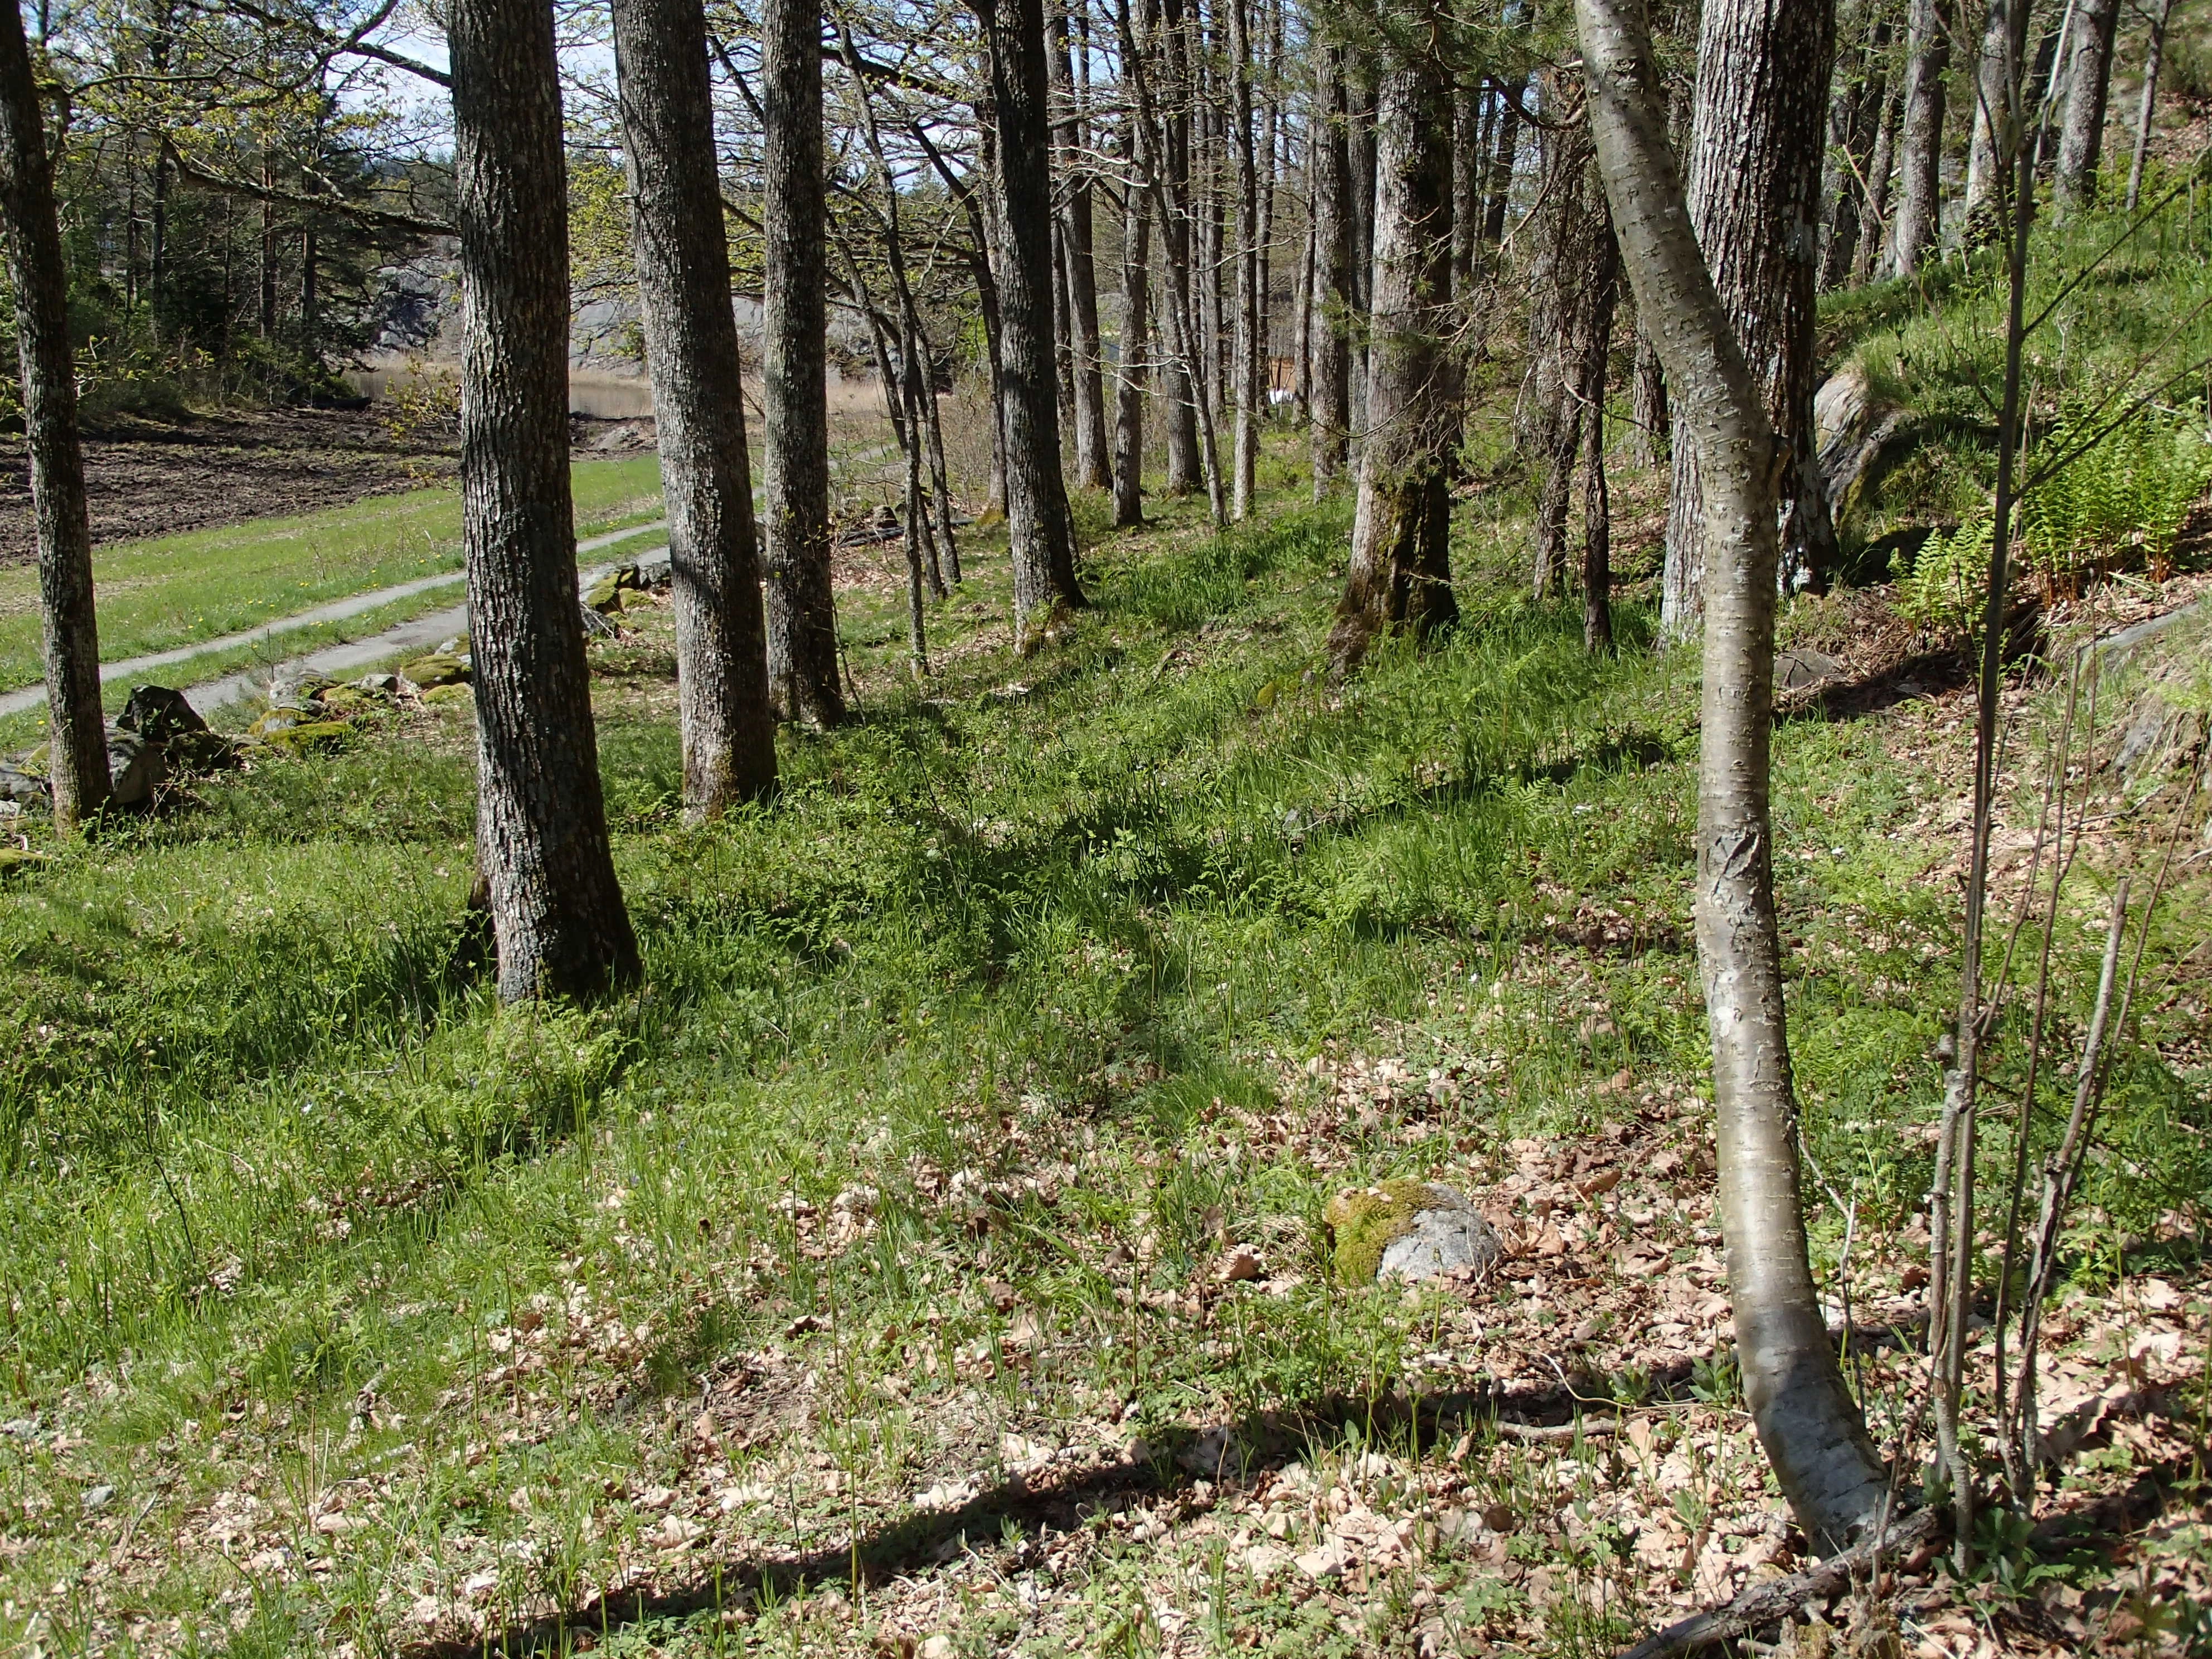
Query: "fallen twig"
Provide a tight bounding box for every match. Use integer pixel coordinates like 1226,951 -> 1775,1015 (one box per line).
1616,1507 -> 1942,1659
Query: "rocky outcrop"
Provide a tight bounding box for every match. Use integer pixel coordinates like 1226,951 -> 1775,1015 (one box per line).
1815,364 -> 1911,531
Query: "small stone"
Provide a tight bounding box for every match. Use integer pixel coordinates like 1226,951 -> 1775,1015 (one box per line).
1774,647 -> 1845,693
83,1484 -> 114,1511
1325,1181 -> 1503,1284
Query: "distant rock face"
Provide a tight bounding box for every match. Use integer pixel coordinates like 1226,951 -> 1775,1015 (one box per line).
1325,1182 -> 1504,1284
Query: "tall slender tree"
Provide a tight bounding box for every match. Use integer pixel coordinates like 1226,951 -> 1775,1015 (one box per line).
1,0 -> 109,831
2126,0 -> 2175,212
2055,0 -> 2121,211
449,0 -> 639,999
612,0 -> 777,816
1577,0 -> 1891,1552
980,0 -> 1088,644
1308,40 -> 1353,495
1326,42 -> 1457,674
761,0 -> 845,725
1890,0 -> 1948,274
1050,2 -> 1111,491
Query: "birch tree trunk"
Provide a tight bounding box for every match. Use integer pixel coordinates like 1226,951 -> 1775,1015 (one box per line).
450,0 -> 640,1000
612,0 -> 777,817
761,0 -> 844,726
2055,0 -> 2121,212
980,0 -> 1087,643
1891,0 -> 1948,275
1578,0 -> 1891,1553
0,0 -> 109,830
1326,50 -> 1457,675
1660,0 -> 1836,639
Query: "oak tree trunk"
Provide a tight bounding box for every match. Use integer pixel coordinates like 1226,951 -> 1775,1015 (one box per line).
980,0 -> 1087,645
1326,50 -> 1457,675
1891,0 -> 1948,275
0,0 -> 108,829
450,0 -> 641,1000
1578,0 -> 1891,1553
2055,0 -> 2121,212
761,0 -> 845,725
612,0 -> 777,817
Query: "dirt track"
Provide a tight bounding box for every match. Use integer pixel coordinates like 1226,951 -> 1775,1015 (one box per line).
0,406 -> 457,567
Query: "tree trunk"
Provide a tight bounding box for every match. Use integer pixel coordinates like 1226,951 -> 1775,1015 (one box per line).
1157,0 -> 1201,495
1891,0 -> 1948,275
1309,41 -> 1353,495
1326,50 -> 1457,675
449,0 -> 641,1001
1628,326 -> 1668,467
1963,0 -> 2024,242
1577,0 -> 1891,1553
1528,103 -> 1596,595
1854,67 -> 1905,284
1660,0 -> 1836,639
2055,0 -> 2121,212
1822,11 -> 1892,291
1482,71 -> 1526,242
1582,208 -> 1619,654
1227,0 -> 1259,519
612,0 -> 777,818
2126,0 -> 2174,212
1051,7 -> 1112,491
1451,79 -> 1481,305
761,0 -> 844,726
0,0 -> 108,829
1113,142 -> 1152,527
980,0 -> 1086,645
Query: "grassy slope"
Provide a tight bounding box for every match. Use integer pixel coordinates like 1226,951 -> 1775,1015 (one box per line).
0,455 -> 667,695
0,436 -> 2203,1654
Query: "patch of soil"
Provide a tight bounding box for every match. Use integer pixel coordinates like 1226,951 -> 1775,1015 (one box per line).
0,408 -> 666,568
0,405 -> 457,566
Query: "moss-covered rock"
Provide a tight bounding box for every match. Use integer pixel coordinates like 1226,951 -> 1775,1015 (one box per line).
256,720 -> 355,753
400,652 -> 470,690
316,685 -> 379,717
1324,1181 -> 1502,1284
421,682 -> 473,709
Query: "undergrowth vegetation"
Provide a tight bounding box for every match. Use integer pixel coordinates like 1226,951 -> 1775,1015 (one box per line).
1,447 -> 2203,1652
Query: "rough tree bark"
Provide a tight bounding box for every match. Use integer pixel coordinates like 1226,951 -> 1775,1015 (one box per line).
1891,0 -> 1948,275
612,0 -> 777,817
450,0 -> 640,1000
1527,101 -> 1598,595
1660,0 -> 1836,639
980,0 -> 1088,644
1113,138 -> 1152,527
2126,0 -> 2174,212
1050,4 -> 1112,491
2055,0 -> 2121,212
1853,66 -> 1904,284
1578,0 -> 1892,1553
1227,0 -> 1260,519
1309,41 -> 1354,496
761,0 -> 844,725
1821,7 -> 1892,291
1963,0 -> 2025,241
1582,206 -> 1620,655
1482,70 -> 1526,242
0,0 -> 108,829
1157,0 -> 1201,495
1325,48 -> 1457,675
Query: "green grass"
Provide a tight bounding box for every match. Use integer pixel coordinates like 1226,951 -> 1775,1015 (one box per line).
0,454 -> 666,695
1818,178 -> 2212,568
0,443 -> 2202,1654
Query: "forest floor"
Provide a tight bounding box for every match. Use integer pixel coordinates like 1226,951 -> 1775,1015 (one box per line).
0,439 -> 2207,1659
